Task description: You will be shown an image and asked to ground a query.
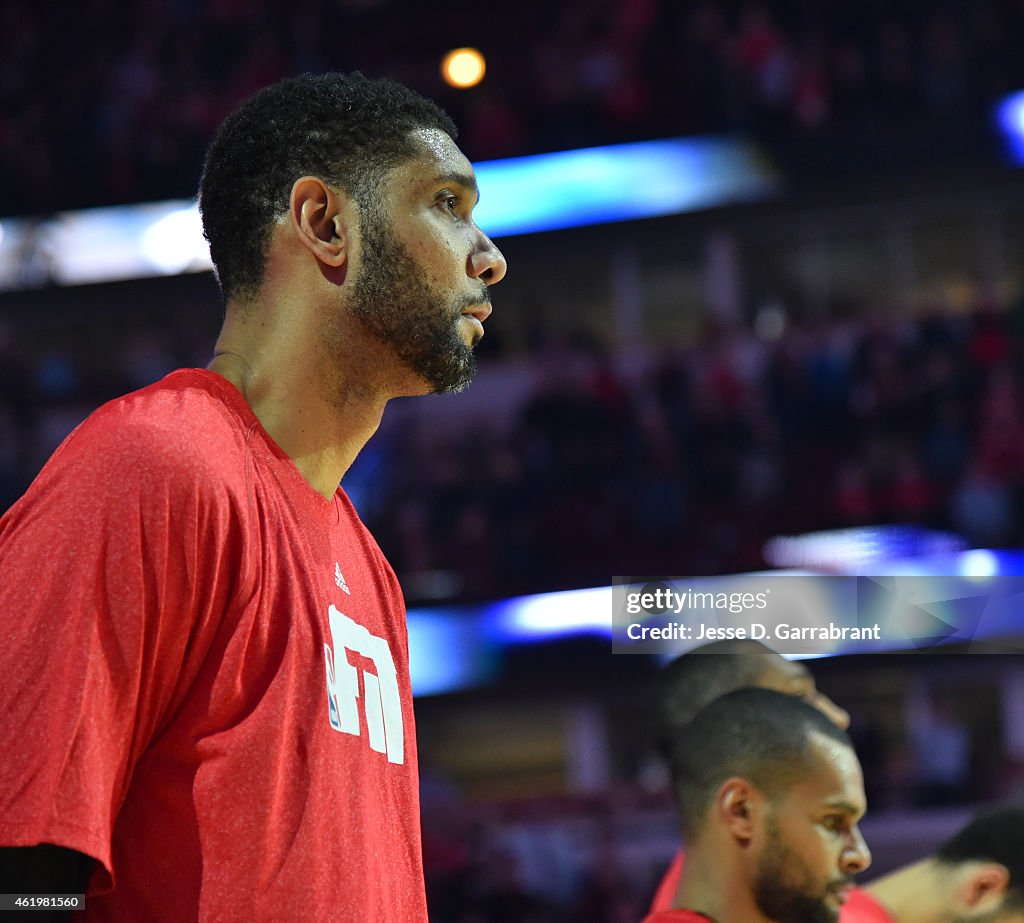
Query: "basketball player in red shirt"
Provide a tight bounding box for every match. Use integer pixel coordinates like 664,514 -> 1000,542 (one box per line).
643,687 -> 871,923
0,73 -> 505,921
648,638 -> 851,913
842,805 -> 1024,923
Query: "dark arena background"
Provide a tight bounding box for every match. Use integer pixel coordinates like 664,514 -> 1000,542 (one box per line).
3,1 -> 1024,920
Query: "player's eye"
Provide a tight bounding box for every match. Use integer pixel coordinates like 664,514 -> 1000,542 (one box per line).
437,193 -> 460,215
823,815 -> 847,832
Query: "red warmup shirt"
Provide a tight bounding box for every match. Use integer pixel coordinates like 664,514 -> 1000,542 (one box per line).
650,849 -> 685,913
642,910 -> 713,923
642,851 -> 708,923
0,370 -> 427,922
841,888 -> 895,922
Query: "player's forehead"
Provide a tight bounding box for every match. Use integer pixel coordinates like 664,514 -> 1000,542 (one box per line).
397,127 -> 478,196
790,734 -> 866,816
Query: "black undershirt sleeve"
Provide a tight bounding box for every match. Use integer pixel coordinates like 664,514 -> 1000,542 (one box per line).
0,846 -> 94,921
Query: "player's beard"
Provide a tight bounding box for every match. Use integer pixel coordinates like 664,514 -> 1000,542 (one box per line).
752,819 -> 844,923
349,205 -> 477,395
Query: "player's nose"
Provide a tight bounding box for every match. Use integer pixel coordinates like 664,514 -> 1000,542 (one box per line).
841,825 -> 872,876
469,230 -> 506,286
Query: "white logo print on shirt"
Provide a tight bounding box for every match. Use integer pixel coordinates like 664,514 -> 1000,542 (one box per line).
334,562 -> 350,594
323,606 -> 404,764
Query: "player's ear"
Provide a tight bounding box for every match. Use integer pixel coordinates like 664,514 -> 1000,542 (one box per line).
289,176 -> 353,275
717,778 -> 759,846
959,862 -> 1009,911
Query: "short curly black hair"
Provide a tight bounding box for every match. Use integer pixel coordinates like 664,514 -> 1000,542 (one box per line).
199,72 -> 457,303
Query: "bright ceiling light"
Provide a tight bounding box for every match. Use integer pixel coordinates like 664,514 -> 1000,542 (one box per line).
442,47 -> 485,89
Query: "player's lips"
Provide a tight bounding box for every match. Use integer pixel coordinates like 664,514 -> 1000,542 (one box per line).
461,303 -> 491,339
462,302 -> 492,324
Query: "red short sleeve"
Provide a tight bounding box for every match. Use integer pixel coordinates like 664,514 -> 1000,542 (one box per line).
0,395 -> 247,885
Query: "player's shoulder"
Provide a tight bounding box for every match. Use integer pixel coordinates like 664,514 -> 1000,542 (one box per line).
64,369 -> 254,486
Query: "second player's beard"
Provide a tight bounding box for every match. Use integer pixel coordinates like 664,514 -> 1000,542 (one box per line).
349,206 -> 477,395
752,820 -> 842,923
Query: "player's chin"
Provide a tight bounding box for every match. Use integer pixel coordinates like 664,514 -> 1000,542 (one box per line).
821,891 -> 845,921
827,882 -> 853,905
421,350 -> 476,395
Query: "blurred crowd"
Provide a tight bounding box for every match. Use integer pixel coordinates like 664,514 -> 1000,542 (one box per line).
4,0 -> 1024,216
369,299 -> 1024,602
420,796 -> 657,923
4,299 -> 1024,603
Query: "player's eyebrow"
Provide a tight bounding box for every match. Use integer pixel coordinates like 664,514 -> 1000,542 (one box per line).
433,170 -> 480,204
823,799 -> 866,819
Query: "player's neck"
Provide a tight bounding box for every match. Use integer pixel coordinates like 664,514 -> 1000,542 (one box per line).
208,345 -> 388,501
674,848 -> 774,923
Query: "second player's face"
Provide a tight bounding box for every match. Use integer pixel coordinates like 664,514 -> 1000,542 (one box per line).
752,734 -> 871,923
348,128 -> 506,396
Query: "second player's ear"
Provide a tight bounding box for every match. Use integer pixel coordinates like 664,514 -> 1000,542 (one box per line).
718,777 -> 758,846
289,176 -> 351,269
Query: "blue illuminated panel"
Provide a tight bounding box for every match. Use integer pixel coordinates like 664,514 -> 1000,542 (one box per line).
473,137 -> 780,238
406,548 -> 1024,696
995,89 -> 1024,165
0,135 -> 779,290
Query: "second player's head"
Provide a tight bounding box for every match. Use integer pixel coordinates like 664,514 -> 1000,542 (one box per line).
653,639 -> 849,760
671,687 -> 870,923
